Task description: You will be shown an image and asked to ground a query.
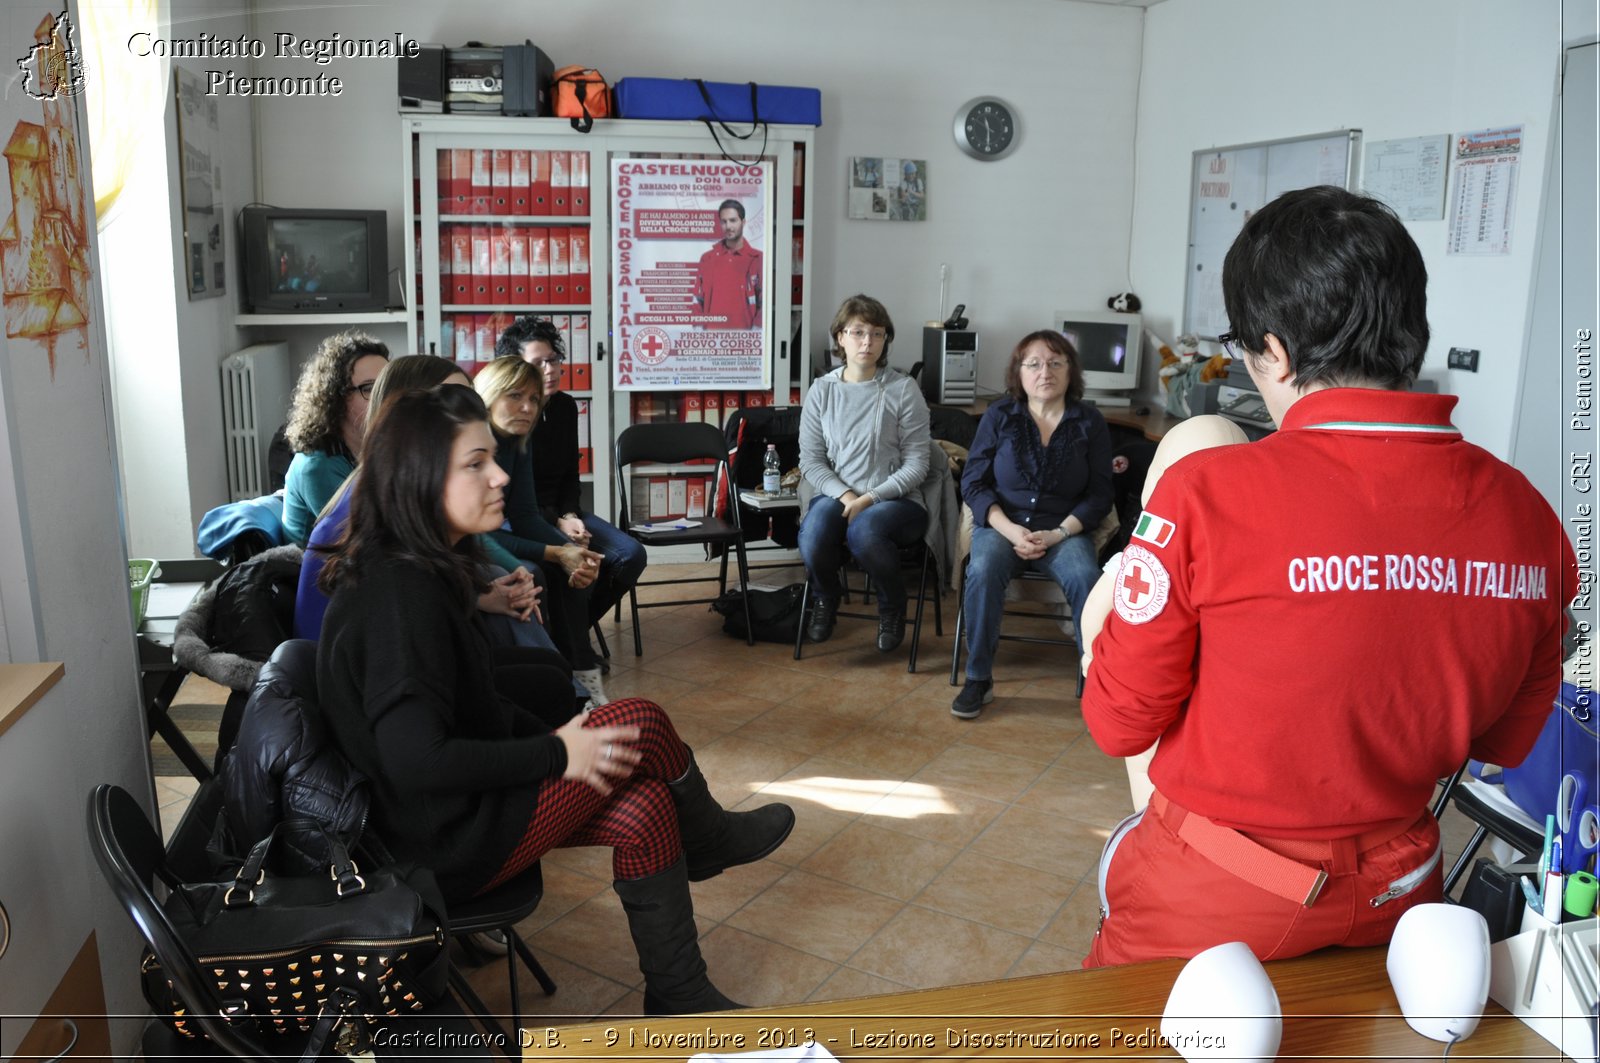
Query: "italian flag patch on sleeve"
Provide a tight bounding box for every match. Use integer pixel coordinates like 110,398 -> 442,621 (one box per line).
1132,512 -> 1176,548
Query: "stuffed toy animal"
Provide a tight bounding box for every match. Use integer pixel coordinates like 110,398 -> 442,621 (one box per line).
1106,291 -> 1142,313
1158,334 -> 1232,417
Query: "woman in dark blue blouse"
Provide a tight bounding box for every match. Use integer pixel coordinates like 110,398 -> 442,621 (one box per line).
954,330 -> 1113,719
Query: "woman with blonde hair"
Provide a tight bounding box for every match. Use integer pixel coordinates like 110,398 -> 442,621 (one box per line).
475,358 -> 608,702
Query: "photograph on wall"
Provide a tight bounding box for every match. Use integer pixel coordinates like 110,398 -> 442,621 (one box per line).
848,156 -> 926,221
174,68 -> 225,299
610,158 -> 772,391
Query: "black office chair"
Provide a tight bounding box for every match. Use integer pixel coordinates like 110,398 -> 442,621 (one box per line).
87,783 -> 490,1060
615,422 -> 753,656
444,869 -> 556,1054
793,541 -> 944,673
1431,764 -> 1546,896
723,406 -> 803,563
950,561 -> 1081,691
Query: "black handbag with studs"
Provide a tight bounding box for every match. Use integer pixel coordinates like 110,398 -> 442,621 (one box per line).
142,819 -> 449,1042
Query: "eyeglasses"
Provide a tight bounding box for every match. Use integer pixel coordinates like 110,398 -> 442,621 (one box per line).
1217,331 -> 1240,359
841,327 -> 887,342
345,381 -> 377,399
1020,359 -> 1068,373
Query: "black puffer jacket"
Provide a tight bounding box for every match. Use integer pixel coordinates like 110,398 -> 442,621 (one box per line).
220,639 -> 369,873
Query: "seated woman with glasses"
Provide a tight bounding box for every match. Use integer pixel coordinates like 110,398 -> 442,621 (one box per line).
798,294 -> 932,653
281,329 -> 389,545
952,329 -> 1113,720
496,316 -> 648,634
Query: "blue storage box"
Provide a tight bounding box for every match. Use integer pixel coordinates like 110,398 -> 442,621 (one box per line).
613,78 -> 821,126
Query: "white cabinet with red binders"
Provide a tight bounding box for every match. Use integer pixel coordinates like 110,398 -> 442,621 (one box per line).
402,115 -> 815,549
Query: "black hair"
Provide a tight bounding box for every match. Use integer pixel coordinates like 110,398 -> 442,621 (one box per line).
493,315 -> 566,362
1222,185 -> 1429,390
318,386 -> 490,611
717,199 -> 745,220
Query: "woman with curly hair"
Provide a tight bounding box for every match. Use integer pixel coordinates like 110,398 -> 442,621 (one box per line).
281,329 -> 389,544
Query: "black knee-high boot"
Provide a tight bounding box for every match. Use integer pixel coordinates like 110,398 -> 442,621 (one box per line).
613,855 -> 741,1015
668,751 -> 795,882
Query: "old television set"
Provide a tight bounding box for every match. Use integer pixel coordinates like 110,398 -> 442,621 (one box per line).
1056,309 -> 1142,406
239,206 -> 389,313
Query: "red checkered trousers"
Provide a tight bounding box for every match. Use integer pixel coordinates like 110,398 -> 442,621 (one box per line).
479,697 -> 691,892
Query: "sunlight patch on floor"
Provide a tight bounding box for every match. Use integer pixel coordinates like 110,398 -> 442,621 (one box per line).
763,776 -> 954,818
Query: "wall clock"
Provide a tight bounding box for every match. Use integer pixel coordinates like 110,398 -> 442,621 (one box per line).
954,96 -> 1019,161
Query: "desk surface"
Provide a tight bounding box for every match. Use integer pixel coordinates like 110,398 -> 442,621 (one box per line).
1098,404 -> 1182,443
521,946 -> 1548,1060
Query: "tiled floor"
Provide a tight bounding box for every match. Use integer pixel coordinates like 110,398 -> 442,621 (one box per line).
153,560 -> 1482,1024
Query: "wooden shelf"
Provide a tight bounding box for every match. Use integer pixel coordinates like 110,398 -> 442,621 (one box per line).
439,214 -> 591,224
236,310 -> 410,326
442,304 -> 592,313
0,661 -> 64,741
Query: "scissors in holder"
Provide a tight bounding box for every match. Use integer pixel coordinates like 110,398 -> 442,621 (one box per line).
1558,773 -> 1600,873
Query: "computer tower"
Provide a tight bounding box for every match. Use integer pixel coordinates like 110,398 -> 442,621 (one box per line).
921,327 -> 978,405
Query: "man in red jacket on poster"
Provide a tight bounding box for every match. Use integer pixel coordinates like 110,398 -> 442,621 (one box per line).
695,199 -> 762,329
1082,185 -> 1577,968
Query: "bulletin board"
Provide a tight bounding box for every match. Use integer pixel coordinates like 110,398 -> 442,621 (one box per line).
1183,129 -> 1362,339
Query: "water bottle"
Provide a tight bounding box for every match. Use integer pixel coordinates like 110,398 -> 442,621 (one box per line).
762,443 -> 782,494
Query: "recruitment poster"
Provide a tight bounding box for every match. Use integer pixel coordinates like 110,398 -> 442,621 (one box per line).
611,158 -> 772,391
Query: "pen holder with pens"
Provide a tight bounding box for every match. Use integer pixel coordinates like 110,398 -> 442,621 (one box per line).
1489,903 -> 1599,1062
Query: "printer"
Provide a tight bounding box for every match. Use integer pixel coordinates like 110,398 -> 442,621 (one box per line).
1195,361 -> 1274,439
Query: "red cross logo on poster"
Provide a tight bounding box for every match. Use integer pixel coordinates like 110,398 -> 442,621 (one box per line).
1113,544 -> 1170,625
634,327 -> 672,366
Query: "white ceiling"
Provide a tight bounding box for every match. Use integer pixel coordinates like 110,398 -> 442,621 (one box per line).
1065,0 -> 1166,7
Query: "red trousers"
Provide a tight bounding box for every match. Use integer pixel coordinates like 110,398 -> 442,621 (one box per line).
1084,796 -> 1442,968
480,697 -> 691,892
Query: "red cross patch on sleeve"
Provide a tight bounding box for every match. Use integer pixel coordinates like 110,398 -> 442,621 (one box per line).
1113,544 -> 1170,625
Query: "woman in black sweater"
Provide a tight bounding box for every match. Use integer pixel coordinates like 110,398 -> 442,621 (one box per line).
495,316 -> 647,625
472,357 -> 609,705
316,386 -> 794,1015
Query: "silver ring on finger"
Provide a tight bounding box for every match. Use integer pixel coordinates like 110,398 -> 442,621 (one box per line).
604,742 -> 612,761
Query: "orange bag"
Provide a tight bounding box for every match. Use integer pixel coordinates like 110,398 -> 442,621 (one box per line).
553,66 -> 611,133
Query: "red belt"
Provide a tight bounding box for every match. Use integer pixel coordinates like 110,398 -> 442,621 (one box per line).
1148,792 -> 1419,908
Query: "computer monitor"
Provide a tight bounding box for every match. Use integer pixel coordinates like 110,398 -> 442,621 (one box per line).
1056,310 -> 1142,406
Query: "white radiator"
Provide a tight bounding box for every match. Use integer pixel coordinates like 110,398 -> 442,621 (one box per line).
220,342 -> 291,501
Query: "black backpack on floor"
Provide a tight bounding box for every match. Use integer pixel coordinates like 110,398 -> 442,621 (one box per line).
712,583 -> 805,643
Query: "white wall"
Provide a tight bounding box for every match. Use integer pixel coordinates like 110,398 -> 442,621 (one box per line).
0,2 -> 155,1051
1133,0 -> 1566,456
244,0 -> 1144,388
102,0 -> 256,557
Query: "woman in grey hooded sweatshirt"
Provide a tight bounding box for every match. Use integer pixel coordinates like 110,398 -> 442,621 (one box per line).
798,294 -> 932,652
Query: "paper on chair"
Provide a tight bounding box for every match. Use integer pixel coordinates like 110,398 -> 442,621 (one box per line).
635,519 -> 703,532
691,1043 -> 840,1062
